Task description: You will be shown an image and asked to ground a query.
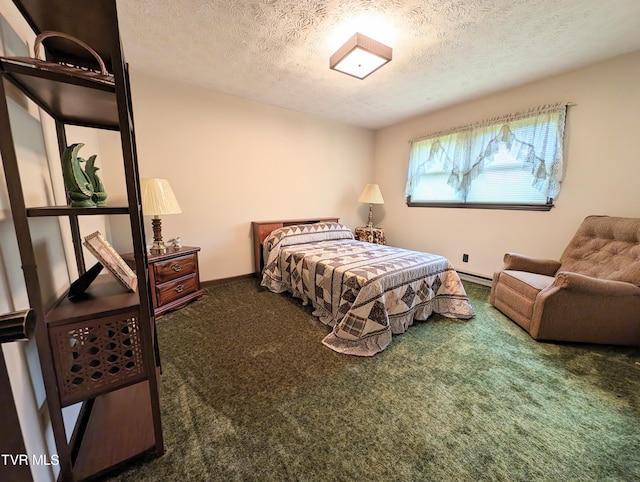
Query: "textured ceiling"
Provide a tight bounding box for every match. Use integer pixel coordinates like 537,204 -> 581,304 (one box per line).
116,0 -> 640,129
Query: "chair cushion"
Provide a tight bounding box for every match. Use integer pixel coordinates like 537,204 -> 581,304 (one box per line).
493,270 -> 555,325
560,216 -> 640,285
503,270 -> 556,292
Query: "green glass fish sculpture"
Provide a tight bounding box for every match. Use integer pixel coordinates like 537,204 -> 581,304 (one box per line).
84,154 -> 107,205
61,143 -> 95,207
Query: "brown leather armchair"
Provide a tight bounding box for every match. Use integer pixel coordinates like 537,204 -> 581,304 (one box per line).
490,215 -> 640,345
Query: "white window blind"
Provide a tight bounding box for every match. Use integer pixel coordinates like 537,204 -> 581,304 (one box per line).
405,103 -> 568,209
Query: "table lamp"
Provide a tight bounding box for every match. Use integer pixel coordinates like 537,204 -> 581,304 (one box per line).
140,178 -> 182,254
358,183 -> 384,228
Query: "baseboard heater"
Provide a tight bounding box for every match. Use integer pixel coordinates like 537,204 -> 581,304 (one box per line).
457,271 -> 493,287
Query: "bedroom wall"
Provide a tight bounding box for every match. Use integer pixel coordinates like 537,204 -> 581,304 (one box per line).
373,50 -> 640,280
103,72 -> 375,281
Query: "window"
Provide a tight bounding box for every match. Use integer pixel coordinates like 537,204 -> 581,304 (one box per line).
405,104 -> 568,210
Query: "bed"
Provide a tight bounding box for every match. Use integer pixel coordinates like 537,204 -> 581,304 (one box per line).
253,219 -> 474,356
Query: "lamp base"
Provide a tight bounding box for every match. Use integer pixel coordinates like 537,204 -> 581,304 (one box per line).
150,241 -> 167,255
367,203 -> 374,228
150,217 -> 167,255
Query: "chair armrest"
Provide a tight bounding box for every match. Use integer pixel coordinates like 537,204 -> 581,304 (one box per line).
551,271 -> 640,296
502,252 -> 561,276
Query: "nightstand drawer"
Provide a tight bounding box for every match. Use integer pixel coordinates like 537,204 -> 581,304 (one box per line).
156,273 -> 198,307
122,246 -> 203,318
153,253 -> 197,284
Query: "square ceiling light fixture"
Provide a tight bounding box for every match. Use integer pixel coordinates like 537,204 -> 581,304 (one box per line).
330,32 -> 392,79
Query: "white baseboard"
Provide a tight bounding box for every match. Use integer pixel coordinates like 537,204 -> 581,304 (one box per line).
458,271 -> 493,287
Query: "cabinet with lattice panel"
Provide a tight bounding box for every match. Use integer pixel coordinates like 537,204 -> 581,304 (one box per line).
0,1 -> 163,480
46,276 -> 146,407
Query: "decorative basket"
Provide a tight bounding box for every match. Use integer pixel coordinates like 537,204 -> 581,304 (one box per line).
0,30 -> 114,86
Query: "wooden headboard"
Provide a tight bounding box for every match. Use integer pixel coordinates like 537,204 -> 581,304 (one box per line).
251,217 -> 339,276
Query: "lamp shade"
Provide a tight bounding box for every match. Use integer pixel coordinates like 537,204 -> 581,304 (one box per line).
140,178 -> 182,216
358,184 -> 384,204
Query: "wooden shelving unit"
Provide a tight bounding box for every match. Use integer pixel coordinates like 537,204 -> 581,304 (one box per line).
0,58 -> 119,129
45,275 -> 140,327
72,380 -> 156,481
0,1 -> 163,480
27,206 -> 130,217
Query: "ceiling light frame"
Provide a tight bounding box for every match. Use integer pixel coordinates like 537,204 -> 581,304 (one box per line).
330,32 -> 392,80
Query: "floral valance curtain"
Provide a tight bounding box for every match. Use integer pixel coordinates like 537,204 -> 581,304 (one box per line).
405,103 -> 568,200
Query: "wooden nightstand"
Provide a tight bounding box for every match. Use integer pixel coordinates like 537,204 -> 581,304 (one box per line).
123,246 -> 203,318
355,226 -> 386,245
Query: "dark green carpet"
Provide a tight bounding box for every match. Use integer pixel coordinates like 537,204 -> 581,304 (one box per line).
110,280 -> 639,481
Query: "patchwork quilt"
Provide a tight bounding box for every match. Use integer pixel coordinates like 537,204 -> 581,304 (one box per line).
261,222 -> 474,356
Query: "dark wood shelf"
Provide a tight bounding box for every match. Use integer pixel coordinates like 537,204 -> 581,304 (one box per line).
45,274 -> 139,327
12,0 -> 118,72
72,380 -> 155,481
0,59 -> 119,129
27,205 -> 130,217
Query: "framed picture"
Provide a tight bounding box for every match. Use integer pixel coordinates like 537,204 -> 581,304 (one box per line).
83,231 -> 137,292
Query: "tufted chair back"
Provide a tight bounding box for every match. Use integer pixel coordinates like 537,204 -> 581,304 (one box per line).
559,215 -> 640,285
